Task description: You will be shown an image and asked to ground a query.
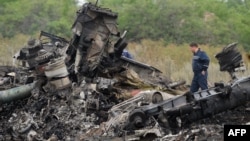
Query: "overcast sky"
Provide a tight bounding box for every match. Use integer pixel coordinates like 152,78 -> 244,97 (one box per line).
77,0 -> 87,6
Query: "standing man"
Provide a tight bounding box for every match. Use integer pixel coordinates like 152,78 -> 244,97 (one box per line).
189,42 -> 210,93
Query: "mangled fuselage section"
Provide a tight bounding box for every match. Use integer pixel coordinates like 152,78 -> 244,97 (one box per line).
66,3 -> 183,91
69,3 -> 119,77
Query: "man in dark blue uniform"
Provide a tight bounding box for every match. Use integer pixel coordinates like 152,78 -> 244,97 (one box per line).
122,49 -> 133,59
189,42 -> 210,93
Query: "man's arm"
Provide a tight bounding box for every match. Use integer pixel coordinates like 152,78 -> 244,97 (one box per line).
200,51 -> 210,71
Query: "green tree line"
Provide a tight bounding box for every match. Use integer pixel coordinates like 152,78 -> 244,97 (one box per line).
1,0 -> 250,50
97,0 -> 250,49
0,0 -> 77,38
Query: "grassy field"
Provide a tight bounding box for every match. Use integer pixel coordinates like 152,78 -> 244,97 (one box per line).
127,39 -> 250,86
0,34 -> 33,66
1,34 -> 249,86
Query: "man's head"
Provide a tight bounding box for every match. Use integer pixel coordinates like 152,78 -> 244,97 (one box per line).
189,42 -> 199,53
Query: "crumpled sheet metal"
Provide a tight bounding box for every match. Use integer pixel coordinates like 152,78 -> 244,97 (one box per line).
113,69 -> 185,99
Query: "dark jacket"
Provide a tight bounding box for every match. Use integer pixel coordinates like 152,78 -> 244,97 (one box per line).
192,49 -> 210,74
122,49 -> 133,59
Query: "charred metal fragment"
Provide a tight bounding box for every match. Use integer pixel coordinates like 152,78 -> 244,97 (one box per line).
68,2 -> 119,78
215,42 -> 245,80
39,31 -> 69,45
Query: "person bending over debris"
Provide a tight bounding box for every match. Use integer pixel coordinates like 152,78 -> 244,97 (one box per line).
189,42 -> 210,93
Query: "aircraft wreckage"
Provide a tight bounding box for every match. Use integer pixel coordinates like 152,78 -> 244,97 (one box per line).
0,2 -> 250,141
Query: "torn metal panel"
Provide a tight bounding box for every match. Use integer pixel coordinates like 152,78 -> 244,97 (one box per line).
215,42 -> 245,80
86,90 -> 176,136
111,57 -> 183,90
69,3 -> 119,78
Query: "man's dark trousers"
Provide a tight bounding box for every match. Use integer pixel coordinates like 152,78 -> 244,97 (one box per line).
190,72 -> 208,93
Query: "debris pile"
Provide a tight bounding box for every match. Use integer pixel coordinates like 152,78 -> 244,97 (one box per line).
0,3 -> 250,141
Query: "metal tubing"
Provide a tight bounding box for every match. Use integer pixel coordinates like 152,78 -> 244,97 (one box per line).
0,82 -> 36,103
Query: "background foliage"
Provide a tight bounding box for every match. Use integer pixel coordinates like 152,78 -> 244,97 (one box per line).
96,0 -> 250,50
0,0 -> 77,38
126,39 -> 250,85
1,0 -> 249,49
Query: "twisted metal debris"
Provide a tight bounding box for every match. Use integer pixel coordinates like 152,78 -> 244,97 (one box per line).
0,3 -> 249,141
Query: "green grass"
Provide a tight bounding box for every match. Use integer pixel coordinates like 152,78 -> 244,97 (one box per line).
0,34 -> 30,66
127,39 -> 250,85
